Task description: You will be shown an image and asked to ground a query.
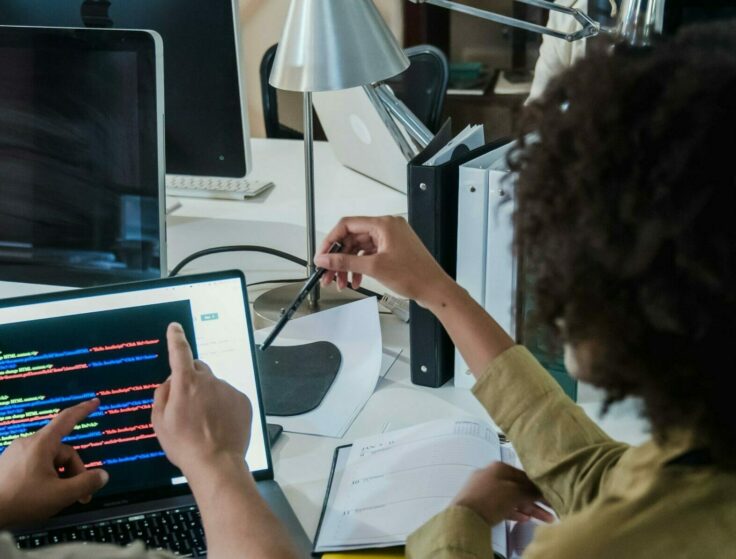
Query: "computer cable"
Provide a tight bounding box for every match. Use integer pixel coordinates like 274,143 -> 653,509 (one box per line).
168,245 -> 409,321
168,245 -> 304,277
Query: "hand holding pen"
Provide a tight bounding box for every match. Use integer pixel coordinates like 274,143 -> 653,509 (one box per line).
259,242 -> 343,352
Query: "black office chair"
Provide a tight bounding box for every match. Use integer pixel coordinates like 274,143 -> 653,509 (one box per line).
260,43 -> 449,139
259,43 -> 303,140
383,44 -> 449,134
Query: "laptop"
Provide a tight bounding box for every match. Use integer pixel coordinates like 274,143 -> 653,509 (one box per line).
0,271 -> 311,556
312,86 -> 414,194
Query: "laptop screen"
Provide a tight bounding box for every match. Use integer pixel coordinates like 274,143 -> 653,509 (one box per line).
0,271 -> 270,514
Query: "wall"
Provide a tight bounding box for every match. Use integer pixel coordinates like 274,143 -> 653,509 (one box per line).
239,0 -> 404,138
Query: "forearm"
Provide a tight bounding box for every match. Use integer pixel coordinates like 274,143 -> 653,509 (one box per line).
472,347 -> 628,515
188,457 -> 299,559
424,278 -> 515,377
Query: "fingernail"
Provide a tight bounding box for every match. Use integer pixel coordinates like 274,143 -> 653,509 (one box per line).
170,322 -> 183,332
314,255 -> 327,266
98,469 -> 110,486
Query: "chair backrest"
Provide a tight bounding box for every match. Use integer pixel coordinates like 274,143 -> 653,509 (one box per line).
383,45 -> 449,134
259,43 -> 449,139
259,43 -> 303,140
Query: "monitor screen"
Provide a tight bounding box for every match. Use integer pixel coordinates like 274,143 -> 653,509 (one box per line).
0,0 -> 249,179
0,26 -> 163,286
0,272 -> 270,514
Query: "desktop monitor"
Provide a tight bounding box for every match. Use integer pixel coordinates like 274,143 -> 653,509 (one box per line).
0,25 -> 166,287
0,0 -> 252,182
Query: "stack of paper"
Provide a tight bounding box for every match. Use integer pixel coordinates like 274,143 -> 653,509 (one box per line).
423,125 -> 485,167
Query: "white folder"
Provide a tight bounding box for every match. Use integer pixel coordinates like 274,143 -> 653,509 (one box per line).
484,167 -> 517,343
454,142 -> 516,388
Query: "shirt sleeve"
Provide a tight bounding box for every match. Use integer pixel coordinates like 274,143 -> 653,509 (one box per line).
472,346 -> 629,516
0,533 -> 178,559
406,506 -> 491,559
527,0 -> 588,102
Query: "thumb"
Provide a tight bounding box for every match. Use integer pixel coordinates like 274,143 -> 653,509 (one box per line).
58,469 -> 110,505
315,252 -> 374,275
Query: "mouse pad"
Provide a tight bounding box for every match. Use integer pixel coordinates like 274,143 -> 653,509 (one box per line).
256,341 -> 342,417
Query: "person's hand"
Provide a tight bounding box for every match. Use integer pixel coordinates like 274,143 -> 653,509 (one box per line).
0,399 -> 110,528
314,216 -> 453,307
452,462 -> 555,527
152,323 -> 253,481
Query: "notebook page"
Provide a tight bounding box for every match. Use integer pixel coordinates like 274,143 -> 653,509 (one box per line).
317,417 -> 502,551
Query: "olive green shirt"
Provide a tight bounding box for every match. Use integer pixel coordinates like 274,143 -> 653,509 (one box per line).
406,346 -> 736,558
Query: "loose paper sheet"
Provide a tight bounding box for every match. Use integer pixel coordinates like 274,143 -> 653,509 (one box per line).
255,298 -> 383,438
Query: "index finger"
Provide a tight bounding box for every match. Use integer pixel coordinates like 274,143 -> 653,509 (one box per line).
318,217 -> 380,255
167,322 -> 195,384
39,399 -> 100,443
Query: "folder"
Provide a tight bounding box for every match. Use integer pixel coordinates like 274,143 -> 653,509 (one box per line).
483,157 -> 517,351
454,142 -> 516,388
407,121 -> 511,388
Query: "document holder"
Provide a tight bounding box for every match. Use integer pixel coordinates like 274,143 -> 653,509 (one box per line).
407,122 -> 511,387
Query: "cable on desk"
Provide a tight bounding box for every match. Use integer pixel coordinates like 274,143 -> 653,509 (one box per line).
168,245 -> 306,277
247,278 -> 303,288
168,245 -> 407,319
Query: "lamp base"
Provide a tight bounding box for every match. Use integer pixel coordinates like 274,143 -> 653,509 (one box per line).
252,283 -> 364,329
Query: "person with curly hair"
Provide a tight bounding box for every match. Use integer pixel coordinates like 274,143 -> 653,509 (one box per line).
314,20 -> 736,558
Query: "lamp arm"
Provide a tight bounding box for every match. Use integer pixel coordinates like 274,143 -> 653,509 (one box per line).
409,0 -> 606,42
374,84 -> 434,149
363,85 -> 421,159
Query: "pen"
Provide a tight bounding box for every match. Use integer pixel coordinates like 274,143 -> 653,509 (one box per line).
259,241 -> 343,351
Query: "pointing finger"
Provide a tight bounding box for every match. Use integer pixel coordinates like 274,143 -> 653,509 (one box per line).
40,399 -> 100,444
166,323 -> 195,385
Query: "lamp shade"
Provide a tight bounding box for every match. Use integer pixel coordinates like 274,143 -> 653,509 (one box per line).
269,0 -> 410,93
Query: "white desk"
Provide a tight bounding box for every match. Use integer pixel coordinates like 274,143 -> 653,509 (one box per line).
168,138 -> 408,230
0,138 -> 649,544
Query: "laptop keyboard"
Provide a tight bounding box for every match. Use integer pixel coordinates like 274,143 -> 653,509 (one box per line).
15,506 -> 206,557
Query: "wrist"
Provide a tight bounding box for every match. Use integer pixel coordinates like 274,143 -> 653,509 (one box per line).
421,276 -> 466,314
451,499 -> 499,527
182,451 -> 250,492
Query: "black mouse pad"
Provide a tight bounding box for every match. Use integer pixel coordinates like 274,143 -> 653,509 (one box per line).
256,341 -> 342,417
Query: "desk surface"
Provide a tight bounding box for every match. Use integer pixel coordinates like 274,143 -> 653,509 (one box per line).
0,138 -> 650,545
168,138 -> 408,232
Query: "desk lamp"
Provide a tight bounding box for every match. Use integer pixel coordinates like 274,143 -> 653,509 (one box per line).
254,0 -> 409,323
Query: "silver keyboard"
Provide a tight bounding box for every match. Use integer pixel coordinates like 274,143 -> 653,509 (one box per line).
166,175 -> 275,201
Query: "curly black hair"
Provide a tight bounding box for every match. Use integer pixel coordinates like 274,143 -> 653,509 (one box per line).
512,21 -> 736,465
